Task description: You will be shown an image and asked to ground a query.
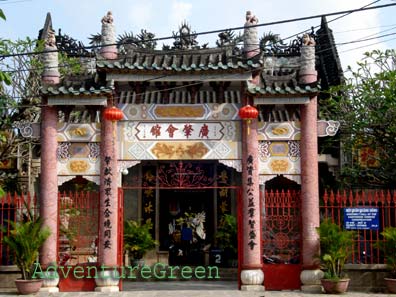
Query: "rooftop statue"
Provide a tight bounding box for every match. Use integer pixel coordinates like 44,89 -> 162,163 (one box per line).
42,29 -> 59,84
302,33 -> 316,46
244,11 -> 259,58
101,11 -> 116,46
101,11 -> 114,25
45,29 -> 56,48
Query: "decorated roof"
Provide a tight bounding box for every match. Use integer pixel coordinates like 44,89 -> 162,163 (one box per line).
41,85 -> 113,96
39,12 -> 343,102
96,46 -> 262,72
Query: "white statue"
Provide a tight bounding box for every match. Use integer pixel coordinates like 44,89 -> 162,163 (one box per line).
244,11 -> 259,58
101,11 -> 116,46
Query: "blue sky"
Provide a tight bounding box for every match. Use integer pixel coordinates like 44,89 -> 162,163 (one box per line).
1,0 -> 396,70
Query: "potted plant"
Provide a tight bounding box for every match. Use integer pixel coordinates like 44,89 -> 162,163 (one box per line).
378,227 -> 396,293
215,214 -> 238,267
2,209 -> 51,294
316,219 -> 354,294
124,219 -> 158,266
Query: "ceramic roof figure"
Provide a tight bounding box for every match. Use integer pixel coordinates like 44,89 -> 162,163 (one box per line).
41,29 -> 60,84
100,11 -> 117,59
244,11 -> 259,58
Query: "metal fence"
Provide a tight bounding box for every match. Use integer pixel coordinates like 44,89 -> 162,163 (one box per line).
0,192 -> 99,267
0,192 -> 39,265
321,189 -> 396,264
58,191 -> 100,266
1,189 -> 395,267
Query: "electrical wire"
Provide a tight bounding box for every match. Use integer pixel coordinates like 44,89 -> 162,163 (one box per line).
1,2 -> 396,59
0,3 -> 395,107
282,0 -> 382,42
2,24 -> 396,75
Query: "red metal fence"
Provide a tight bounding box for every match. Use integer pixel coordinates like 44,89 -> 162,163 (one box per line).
321,189 -> 396,264
0,193 -> 38,265
58,191 -> 100,266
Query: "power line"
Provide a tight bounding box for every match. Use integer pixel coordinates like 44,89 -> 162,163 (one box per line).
1,30 -> 395,103
2,24 -> 396,75
282,0 -> 382,41
1,2 -> 396,59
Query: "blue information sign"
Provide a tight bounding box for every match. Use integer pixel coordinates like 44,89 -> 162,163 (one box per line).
343,207 -> 379,230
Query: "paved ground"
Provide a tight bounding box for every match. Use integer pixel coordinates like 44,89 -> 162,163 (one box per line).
0,281 -> 395,296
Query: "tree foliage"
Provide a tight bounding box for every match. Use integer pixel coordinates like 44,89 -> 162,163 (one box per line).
0,38 -> 42,193
321,49 -> 396,188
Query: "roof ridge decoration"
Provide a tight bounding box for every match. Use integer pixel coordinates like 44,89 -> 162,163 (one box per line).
259,30 -> 316,56
116,30 -> 157,52
162,21 -> 208,50
216,29 -> 243,48
56,29 -> 92,57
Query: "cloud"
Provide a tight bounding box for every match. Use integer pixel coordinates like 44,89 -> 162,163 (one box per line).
169,0 -> 193,29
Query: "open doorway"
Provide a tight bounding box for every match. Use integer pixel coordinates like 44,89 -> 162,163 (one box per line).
159,189 -> 214,265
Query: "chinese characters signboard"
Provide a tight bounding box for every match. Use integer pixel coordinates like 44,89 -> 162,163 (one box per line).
135,122 -> 224,140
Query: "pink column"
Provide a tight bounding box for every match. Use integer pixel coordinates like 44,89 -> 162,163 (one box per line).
40,106 -> 58,266
98,113 -> 119,266
299,62 -> 323,292
96,109 -> 119,292
240,118 -> 264,291
300,95 -> 319,268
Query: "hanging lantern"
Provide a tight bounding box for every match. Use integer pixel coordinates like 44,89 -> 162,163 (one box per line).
239,104 -> 259,135
103,106 -> 123,140
103,106 -> 123,122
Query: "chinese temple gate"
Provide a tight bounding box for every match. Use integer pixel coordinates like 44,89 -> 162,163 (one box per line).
31,10 -> 342,292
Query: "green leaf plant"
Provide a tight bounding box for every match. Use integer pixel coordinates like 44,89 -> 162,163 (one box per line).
316,219 -> 355,280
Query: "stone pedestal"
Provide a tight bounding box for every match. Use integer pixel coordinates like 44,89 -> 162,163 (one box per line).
94,270 -> 119,292
300,269 -> 324,293
240,269 -> 265,291
100,46 -> 118,60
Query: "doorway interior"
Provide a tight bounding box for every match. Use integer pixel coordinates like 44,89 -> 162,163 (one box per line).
159,189 -> 214,265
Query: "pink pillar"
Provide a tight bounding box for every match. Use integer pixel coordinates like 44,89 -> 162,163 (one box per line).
299,45 -> 323,292
40,106 -> 58,266
240,118 -> 264,290
300,95 -> 319,269
98,112 -> 119,267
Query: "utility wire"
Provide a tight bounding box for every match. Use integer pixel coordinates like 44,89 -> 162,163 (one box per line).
1,2 -> 396,59
1,30 -> 394,107
1,4 -> 396,104
2,24 -> 395,75
3,19 -> 396,74
281,0 -> 381,41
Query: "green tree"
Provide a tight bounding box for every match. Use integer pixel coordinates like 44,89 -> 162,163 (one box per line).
0,8 -> 11,196
0,37 -> 42,193
321,49 -> 396,188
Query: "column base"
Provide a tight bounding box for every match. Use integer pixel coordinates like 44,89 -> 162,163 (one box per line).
40,287 -> 59,293
241,285 -> 265,291
300,269 -> 324,293
301,284 -> 323,293
240,268 -> 264,290
95,286 -> 119,292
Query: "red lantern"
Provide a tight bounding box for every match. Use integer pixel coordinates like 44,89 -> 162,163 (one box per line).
103,106 -> 123,122
239,104 -> 259,135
